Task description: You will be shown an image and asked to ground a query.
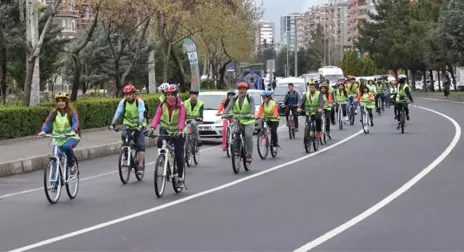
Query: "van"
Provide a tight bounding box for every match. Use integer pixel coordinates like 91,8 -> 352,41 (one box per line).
318,66 -> 344,86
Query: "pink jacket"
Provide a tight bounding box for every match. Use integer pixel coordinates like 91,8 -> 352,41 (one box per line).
151,96 -> 186,131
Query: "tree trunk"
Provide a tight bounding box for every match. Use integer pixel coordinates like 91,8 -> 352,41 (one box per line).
23,58 -> 36,106
422,70 -> 427,92
70,53 -> 81,101
447,63 -> 457,91
437,69 -> 442,92
170,46 -> 185,92
0,48 -> 7,104
218,59 -> 232,89
162,44 -> 171,83
410,69 -> 417,91
429,69 -> 435,92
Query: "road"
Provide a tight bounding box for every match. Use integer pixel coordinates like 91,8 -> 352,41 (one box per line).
0,98 -> 462,251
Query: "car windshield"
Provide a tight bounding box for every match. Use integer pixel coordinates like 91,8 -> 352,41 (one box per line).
247,91 -> 262,103
199,94 -> 225,110
273,86 -> 289,96
324,74 -> 344,86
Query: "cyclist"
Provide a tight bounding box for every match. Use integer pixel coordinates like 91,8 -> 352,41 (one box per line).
367,80 -> 377,94
393,74 -> 414,129
158,83 -> 169,104
150,84 -> 187,187
325,79 -> 337,126
374,78 -> 386,113
346,75 -> 359,118
38,92 -> 80,176
319,84 -> 333,136
356,85 -> 375,127
223,82 -> 256,163
109,84 -> 147,175
216,89 -> 236,151
334,82 -> 348,122
255,90 -> 280,153
184,89 -> 204,146
283,83 -> 300,132
297,83 -> 324,138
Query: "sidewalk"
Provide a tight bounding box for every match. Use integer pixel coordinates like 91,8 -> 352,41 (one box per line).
413,91 -> 464,102
0,128 -> 157,177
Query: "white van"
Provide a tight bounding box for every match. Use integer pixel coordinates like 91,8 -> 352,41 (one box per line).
318,66 -> 344,86
276,77 -> 307,92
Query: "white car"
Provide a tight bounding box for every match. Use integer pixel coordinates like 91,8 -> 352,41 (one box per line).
197,91 -> 228,139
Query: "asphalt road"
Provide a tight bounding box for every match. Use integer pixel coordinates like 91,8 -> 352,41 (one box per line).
0,98 -> 462,252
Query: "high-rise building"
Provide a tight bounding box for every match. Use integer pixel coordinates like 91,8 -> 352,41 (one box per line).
280,13 -> 303,52
347,0 -> 375,44
255,21 -> 275,51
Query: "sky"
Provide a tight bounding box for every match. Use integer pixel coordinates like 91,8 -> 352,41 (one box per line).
259,0 -> 328,41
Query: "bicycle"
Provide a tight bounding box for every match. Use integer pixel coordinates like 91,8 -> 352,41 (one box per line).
336,102 -> 344,130
320,112 -> 331,144
303,115 -> 320,153
147,132 -> 187,198
224,116 -> 233,158
376,93 -> 383,115
284,105 -> 297,139
41,134 -> 79,204
384,90 -> 391,108
112,127 -> 144,184
398,101 -> 411,134
185,119 -> 200,167
222,114 -> 251,174
256,116 -> 278,159
359,103 -> 372,134
348,96 -> 356,125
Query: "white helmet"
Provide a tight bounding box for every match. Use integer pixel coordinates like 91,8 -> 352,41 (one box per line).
158,83 -> 169,92
398,74 -> 407,80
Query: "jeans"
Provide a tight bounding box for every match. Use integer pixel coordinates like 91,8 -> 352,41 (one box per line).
157,128 -> 185,177
57,138 -> 79,168
395,103 -> 409,122
305,112 -> 322,132
323,109 -> 331,132
121,127 -> 145,152
347,98 -> 358,117
285,106 -> 299,129
257,119 -> 279,146
231,122 -> 254,157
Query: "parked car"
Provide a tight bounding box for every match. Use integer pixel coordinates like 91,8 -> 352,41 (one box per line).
197,91 -> 227,139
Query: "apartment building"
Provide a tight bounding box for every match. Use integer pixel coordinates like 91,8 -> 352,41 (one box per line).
255,21 -> 275,51
280,13 -> 303,52
347,0 -> 375,44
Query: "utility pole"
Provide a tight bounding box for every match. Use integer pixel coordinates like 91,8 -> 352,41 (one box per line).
148,30 -> 156,93
26,0 -> 40,105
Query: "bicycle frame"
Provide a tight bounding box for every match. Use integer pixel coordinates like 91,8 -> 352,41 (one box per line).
49,145 -> 67,186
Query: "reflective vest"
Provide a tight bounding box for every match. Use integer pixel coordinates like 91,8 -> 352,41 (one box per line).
335,90 -> 347,104
367,84 -> 376,94
160,103 -> 181,134
232,95 -> 255,125
396,84 -> 409,103
159,94 -> 165,103
359,93 -> 375,109
263,100 -> 280,122
375,83 -> 385,94
121,99 -> 147,127
346,83 -> 359,97
321,93 -> 332,110
53,112 -> 80,146
305,91 -> 320,115
184,99 -> 204,119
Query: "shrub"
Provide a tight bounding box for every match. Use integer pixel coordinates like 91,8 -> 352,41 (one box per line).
0,92 -> 191,140
201,79 -> 215,90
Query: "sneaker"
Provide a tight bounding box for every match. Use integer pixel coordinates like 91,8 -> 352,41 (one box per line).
69,164 -> 77,175
273,147 -> 278,153
396,123 -> 400,130
137,166 -> 144,175
371,121 -> 374,127
246,155 -> 253,163
176,177 -> 184,188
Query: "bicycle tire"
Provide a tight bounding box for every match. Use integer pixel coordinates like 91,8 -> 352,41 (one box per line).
154,154 -> 167,198
226,127 -> 231,158
172,153 -> 184,194
257,130 -> 269,160
304,125 -> 311,153
65,156 -> 79,199
338,106 -> 343,130
185,136 -> 192,167
134,155 -> 145,181
377,98 -> 382,115
193,142 -> 200,165
400,111 -> 406,134
44,159 -> 61,204
288,115 -> 294,139
363,110 -> 370,134
118,147 -> 131,184
242,142 -> 250,171
231,135 -> 241,174
349,105 -> 355,125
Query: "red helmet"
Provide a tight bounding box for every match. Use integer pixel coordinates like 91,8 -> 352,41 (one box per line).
164,84 -> 178,94
347,75 -> 356,81
237,82 -> 249,89
123,84 -> 136,94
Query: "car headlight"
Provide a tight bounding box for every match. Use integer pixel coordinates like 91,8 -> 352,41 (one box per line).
215,119 -> 223,124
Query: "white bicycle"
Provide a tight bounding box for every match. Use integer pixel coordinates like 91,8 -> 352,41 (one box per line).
41,134 -> 79,204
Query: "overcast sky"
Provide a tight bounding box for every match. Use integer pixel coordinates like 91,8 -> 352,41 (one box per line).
260,0 -> 328,41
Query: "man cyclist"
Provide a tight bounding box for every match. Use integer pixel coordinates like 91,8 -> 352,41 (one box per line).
283,83 -> 300,132
255,90 -> 280,153
216,89 -> 236,151
184,89 -> 204,146
223,82 -> 255,164
150,84 -> 187,187
374,78 -> 386,113
297,83 -> 324,139
109,84 -> 147,175
346,75 -> 359,118
393,74 -> 414,130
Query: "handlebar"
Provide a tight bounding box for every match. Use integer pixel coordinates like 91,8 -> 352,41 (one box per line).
110,127 -> 140,133
144,131 -> 185,139
39,133 -> 75,138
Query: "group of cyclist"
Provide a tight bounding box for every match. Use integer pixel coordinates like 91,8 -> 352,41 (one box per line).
38,73 -> 414,189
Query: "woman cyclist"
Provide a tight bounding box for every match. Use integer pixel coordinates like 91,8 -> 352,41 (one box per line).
38,92 -> 80,176
150,84 -> 187,187
216,89 -> 236,151
255,90 -> 280,153
319,84 -> 333,136
334,82 -> 348,122
356,85 -> 375,127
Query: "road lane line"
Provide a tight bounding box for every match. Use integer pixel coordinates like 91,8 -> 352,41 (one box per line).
7,130 -> 364,252
0,145 -> 219,200
293,106 -> 461,251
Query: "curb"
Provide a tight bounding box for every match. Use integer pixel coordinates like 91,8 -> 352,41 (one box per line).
412,91 -> 464,102
0,137 -> 158,178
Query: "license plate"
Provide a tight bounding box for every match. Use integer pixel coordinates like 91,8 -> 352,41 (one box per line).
200,126 -> 211,130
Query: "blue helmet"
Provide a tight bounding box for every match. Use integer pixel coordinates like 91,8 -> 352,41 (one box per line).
227,89 -> 236,95
261,90 -> 272,97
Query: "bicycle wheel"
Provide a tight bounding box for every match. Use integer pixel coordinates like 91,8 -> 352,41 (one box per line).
118,147 -> 131,184
154,153 -> 167,198
323,117 -> 327,144
231,135 -> 241,174
172,153 -> 184,193
349,105 -> 355,125
304,125 -> 311,153
257,130 -> 269,159
400,110 -> 406,134
44,159 -> 62,204
338,106 -> 343,130
65,156 -> 79,199
134,155 -> 145,181
312,130 -> 319,152
226,127 -> 231,158
193,141 -> 200,165
362,110 -> 370,134
185,136 -> 192,167
242,141 -> 250,171
377,98 -> 382,115
288,115 -> 294,139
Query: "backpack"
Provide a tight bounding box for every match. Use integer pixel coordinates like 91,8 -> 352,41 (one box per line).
53,109 -> 82,137
122,96 -> 149,124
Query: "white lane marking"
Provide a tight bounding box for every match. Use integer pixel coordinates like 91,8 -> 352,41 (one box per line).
0,124 -> 291,200
7,130 -> 364,252
293,106 -> 461,252
420,97 -> 464,104
0,146 -> 219,200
